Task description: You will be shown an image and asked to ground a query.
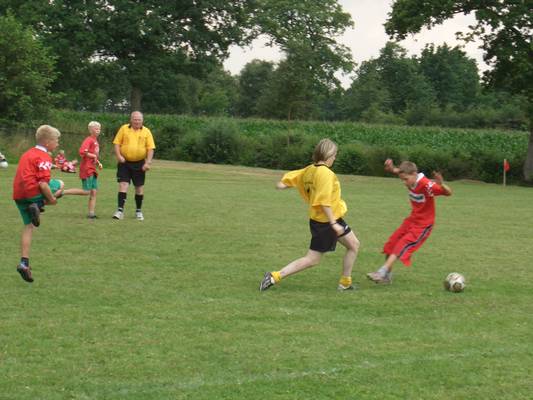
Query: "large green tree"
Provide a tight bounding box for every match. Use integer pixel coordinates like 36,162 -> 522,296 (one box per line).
0,14 -> 56,123
254,0 -> 354,87
236,59 -> 275,117
385,0 -> 533,180
342,60 -> 392,121
1,0 -> 354,114
418,43 -> 480,111
343,42 -> 435,123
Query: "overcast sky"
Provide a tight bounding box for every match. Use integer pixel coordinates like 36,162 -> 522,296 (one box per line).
223,0 -> 487,87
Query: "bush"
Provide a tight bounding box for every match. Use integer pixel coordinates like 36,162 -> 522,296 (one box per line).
197,121 -> 241,164
335,143 -> 371,175
3,109 -> 526,184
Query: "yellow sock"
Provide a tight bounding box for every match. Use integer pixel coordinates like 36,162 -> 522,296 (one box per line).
271,271 -> 282,283
339,275 -> 352,287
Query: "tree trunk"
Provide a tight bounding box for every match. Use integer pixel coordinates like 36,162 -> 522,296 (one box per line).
524,128 -> 533,182
130,86 -> 143,111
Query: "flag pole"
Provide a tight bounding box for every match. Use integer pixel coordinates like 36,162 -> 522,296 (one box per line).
503,159 -> 507,187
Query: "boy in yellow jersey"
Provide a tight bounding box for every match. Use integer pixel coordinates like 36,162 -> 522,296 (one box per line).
259,138 -> 361,292
112,111 -> 155,221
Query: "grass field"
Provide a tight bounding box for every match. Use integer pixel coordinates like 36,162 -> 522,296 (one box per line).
1,161 -> 532,399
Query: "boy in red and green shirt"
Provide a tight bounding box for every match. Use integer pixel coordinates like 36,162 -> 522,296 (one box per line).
78,121 -> 103,219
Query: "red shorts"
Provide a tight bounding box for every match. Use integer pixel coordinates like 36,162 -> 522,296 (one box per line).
383,219 -> 433,266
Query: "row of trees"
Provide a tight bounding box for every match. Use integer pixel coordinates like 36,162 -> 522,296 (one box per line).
0,12 -> 526,128
0,0 -> 531,180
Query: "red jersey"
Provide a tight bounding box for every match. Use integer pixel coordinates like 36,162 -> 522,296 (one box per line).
79,136 -> 99,179
13,146 -> 53,200
405,173 -> 447,225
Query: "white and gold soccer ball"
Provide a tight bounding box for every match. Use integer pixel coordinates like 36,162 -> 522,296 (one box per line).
444,272 -> 466,292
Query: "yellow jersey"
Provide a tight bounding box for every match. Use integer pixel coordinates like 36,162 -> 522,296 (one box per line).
281,164 -> 347,222
113,124 -> 156,162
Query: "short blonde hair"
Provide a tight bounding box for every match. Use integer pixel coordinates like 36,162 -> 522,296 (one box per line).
88,121 -> 101,129
313,138 -> 338,163
398,161 -> 418,175
35,125 -> 61,144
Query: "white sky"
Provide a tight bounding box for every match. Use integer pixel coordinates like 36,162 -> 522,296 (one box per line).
223,0 -> 487,87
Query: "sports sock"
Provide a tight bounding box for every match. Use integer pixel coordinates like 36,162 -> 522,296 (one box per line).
135,194 -> 143,210
271,271 -> 282,283
339,275 -> 352,287
118,192 -> 127,210
20,257 -> 29,267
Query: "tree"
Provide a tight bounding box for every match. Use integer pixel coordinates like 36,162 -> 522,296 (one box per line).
0,1 -> 253,111
342,42 -> 436,125
255,0 -> 354,89
256,53 -> 318,120
256,46 -> 331,120
418,43 -> 480,111
376,42 -> 436,116
0,14 -> 56,123
236,59 -> 275,117
342,60 -> 392,121
196,68 -> 239,116
2,0 -> 354,115
386,0 -> 533,180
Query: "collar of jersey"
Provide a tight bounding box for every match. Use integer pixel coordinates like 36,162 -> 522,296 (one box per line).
313,163 -> 331,170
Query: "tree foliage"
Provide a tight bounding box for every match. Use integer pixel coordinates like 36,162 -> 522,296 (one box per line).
386,0 -> 533,180
0,13 -> 56,123
418,43 -> 480,111
236,59 -> 274,117
0,0 -> 354,113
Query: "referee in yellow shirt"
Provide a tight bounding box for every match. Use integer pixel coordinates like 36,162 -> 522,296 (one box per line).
112,111 -> 156,221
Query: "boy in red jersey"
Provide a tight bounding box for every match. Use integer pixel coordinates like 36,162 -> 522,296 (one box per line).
78,121 -> 103,219
13,125 -> 85,283
367,159 -> 452,284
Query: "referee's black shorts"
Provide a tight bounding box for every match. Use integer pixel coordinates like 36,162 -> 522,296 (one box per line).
117,160 -> 145,186
309,218 -> 351,253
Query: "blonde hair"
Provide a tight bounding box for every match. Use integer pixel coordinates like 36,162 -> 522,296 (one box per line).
88,121 -> 101,129
35,125 -> 60,144
398,161 -> 418,175
313,138 -> 338,163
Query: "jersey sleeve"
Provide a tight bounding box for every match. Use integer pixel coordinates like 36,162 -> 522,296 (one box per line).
311,167 -> 334,207
112,125 -> 125,145
425,181 -> 446,197
79,137 -> 91,157
146,129 -> 156,149
281,168 -> 304,188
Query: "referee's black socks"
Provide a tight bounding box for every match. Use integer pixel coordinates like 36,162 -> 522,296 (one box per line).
135,194 -> 143,210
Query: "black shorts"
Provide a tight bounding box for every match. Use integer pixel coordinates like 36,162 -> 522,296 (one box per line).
117,160 -> 146,186
309,218 -> 352,253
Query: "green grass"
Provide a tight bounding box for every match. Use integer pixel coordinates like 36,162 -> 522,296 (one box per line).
1,161 -> 532,399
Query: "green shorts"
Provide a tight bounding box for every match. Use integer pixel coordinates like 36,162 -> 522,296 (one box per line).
15,179 -> 62,225
82,175 -> 99,191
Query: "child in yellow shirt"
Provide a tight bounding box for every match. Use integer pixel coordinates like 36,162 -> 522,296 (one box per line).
259,138 -> 361,292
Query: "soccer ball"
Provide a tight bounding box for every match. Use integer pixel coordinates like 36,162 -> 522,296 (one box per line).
444,272 -> 466,292
0,160 -> 8,169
